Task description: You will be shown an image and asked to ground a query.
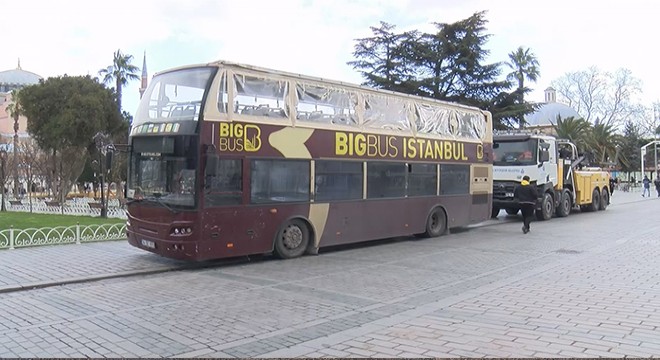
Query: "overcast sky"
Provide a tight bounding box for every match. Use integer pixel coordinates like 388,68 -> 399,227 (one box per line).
2,0 -> 658,116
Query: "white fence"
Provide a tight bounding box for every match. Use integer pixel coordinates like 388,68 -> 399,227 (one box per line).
0,223 -> 127,250
2,197 -> 127,219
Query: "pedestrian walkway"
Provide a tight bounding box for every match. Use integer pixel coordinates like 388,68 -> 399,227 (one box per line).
0,241 -> 185,293
0,188 -> 655,294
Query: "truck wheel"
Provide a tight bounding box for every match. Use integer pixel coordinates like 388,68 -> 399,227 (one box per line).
599,188 -> 609,210
491,207 -> 500,218
555,190 -> 571,217
505,208 -> 519,215
588,189 -> 600,212
535,192 -> 554,221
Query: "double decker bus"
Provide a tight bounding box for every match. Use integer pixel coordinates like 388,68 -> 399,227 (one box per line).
126,61 -> 493,261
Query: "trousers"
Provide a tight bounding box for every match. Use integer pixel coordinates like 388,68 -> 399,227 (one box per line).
520,203 -> 535,230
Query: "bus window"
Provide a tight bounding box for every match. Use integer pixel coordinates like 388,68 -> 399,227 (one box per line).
367,162 -> 406,199
440,164 -> 470,195
234,73 -> 288,119
363,94 -> 411,132
295,83 -> 358,126
314,160 -> 363,201
250,160 -> 310,203
217,71 -> 228,114
408,163 -> 437,197
204,156 -> 242,206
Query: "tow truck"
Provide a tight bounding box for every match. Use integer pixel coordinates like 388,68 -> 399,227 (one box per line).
492,131 -> 611,220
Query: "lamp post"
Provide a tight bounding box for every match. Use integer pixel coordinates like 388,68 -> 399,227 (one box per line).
93,132 -> 109,218
0,148 -> 7,212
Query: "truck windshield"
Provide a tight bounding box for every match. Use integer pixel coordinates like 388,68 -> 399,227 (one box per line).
134,67 -> 215,126
127,136 -> 198,208
493,139 -> 538,166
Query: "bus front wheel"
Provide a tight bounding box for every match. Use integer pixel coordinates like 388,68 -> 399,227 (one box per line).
274,219 -> 310,259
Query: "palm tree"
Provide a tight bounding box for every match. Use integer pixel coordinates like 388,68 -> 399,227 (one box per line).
586,121 -> 619,165
98,49 -> 140,112
505,46 -> 540,101
6,89 -> 23,197
552,115 -> 590,151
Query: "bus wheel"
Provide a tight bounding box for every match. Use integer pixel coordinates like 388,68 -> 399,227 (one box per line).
589,189 -> 601,212
599,188 -> 609,211
423,207 -> 447,238
555,190 -> 571,217
274,219 -> 310,259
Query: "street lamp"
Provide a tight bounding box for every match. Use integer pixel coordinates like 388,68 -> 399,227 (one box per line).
0,148 -> 7,212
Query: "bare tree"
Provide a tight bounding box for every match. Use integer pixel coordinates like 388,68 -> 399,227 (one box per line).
551,67 -> 644,128
17,139 -> 48,212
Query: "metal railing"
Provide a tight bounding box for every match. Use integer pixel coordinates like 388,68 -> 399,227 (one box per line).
0,223 -> 127,250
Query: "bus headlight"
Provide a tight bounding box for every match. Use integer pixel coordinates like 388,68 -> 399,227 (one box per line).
170,226 -> 193,236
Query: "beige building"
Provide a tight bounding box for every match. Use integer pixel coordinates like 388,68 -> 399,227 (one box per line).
0,60 -> 42,150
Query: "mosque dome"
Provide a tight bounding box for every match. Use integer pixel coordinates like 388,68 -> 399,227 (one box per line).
524,87 -> 581,127
525,102 -> 581,127
0,60 -> 42,92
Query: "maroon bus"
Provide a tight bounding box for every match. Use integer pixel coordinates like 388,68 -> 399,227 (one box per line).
126,61 -> 493,261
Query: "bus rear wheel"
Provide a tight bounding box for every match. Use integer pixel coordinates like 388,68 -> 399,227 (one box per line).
274,219 -> 310,259
423,207 -> 447,238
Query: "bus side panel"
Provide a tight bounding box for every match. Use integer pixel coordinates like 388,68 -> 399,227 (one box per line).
318,195 -> 474,247
199,204 -> 311,259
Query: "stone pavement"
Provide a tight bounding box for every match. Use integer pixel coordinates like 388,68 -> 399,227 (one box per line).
0,189 -> 657,358
0,187 -> 649,294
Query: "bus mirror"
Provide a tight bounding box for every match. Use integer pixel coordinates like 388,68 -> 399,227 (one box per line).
539,150 -> 550,163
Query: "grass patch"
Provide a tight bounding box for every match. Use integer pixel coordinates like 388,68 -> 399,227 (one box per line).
0,212 -> 125,229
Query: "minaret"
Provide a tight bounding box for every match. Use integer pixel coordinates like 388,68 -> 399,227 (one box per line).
139,51 -> 148,98
17,58 -> 21,69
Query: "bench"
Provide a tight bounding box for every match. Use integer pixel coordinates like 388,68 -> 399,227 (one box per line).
9,200 -> 23,206
45,201 -> 60,207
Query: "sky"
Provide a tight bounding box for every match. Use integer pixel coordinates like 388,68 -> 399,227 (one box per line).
2,0 -> 659,118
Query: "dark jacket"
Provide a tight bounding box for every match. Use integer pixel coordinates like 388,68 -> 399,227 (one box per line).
514,182 -> 539,205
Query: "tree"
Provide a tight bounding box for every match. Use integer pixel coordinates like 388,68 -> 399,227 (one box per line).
98,49 -> 140,112
551,67 -> 645,128
16,138 -> 47,212
586,121 -> 620,165
349,11 -> 537,129
505,46 -> 540,103
348,22 -> 417,93
551,115 -> 590,151
19,75 -> 124,205
619,120 -> 642,175
5,89 -> 23,197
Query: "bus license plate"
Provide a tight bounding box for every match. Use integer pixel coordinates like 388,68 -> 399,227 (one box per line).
506,192 -> 514,197
141,239 -> 156,249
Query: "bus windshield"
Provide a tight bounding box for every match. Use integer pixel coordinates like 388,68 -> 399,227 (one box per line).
127,136 -> 198,208
493,139 -> 538,166
134,67 -> 215,126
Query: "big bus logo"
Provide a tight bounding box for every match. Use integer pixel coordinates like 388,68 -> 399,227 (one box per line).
219,123 -> 262,152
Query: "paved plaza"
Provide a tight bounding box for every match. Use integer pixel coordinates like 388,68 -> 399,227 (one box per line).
0,189 -> 658,358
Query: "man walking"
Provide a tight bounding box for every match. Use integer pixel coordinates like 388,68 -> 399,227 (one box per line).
642,176 -> 651,197
514,175 -> 539,234
654,176 -> 660,197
